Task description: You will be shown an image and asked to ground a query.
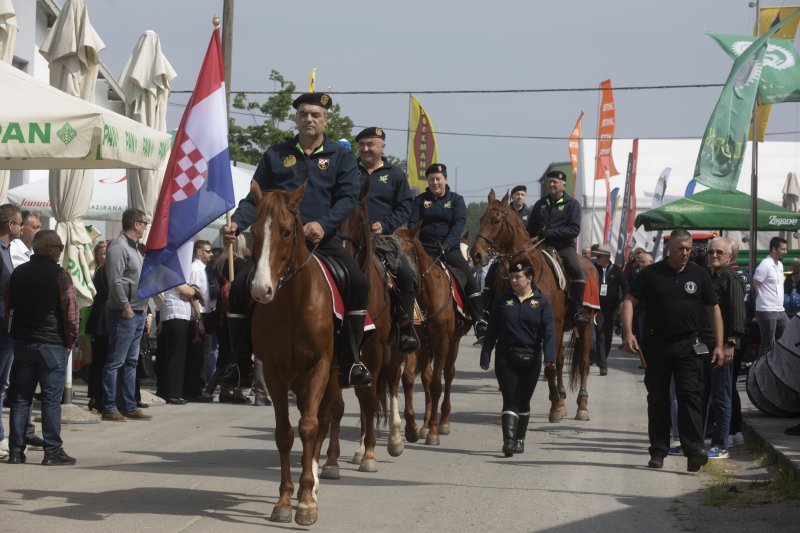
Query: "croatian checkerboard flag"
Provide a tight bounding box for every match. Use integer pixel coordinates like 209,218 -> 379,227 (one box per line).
138,28 -> 234,299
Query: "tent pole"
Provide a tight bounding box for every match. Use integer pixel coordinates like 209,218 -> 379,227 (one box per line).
749,0 -> 760,274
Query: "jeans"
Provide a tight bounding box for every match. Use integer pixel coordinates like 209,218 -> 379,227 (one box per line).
756,310 -> 788,359
8,342 -> 67,454
102,309 -> 145,413
0,328 -> 13,441
703,358 -> 732,449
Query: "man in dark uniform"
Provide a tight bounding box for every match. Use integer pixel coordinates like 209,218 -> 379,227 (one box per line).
355,127 -> 418,352
510,185 -> 531,223
221,92 -> 371,389
593,244 -> 623,376
526,170 -> 589,327
621,228 -> 725,472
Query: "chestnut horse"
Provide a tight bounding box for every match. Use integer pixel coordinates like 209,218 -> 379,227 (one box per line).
388,224 -> 471,446
320,179 -> 399,478
249,181 -> 338,526
469,190 -> 596,421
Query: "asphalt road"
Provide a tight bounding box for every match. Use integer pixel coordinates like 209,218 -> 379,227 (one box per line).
0,338 -> 783,532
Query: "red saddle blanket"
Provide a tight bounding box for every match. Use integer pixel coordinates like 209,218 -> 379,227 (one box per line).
315,256 -> 375,332
584,272 -> 601,311
442,264 -> 467,318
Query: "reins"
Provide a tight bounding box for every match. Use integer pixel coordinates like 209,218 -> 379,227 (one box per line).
276,205 -> 318,290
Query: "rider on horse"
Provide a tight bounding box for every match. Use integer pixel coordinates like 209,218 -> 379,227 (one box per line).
355,127 -> 420,353
222,92 -> 372,389
525,169 -> 590,327
408,163 -> 487,341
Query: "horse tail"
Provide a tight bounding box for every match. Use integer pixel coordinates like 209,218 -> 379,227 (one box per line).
568,329 -> 582,391
375,361 -> 390,426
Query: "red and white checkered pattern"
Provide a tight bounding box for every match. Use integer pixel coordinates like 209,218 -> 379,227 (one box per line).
171,138 -> 208,202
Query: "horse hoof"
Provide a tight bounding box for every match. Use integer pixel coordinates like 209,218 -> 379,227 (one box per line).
295,503 -> 318,526
359,458 -> 379,473
320,465 -> 340,480
425,434 -> 440,446
268,506 -> 292,523
439,422 -> 451,435
548,409 -> 566,423
575,410 -> 590,421
418,427 -> 429,440
388,436 -> 405,457
351,452 -> 363,465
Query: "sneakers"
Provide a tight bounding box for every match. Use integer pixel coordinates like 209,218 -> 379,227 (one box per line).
729,432 -> 745,447
120,409 -> 152,420
668,443 -> 683,456
0,437 -> 8,458
707,446 -> 730,459
42,448 -> 76,466
102,411 -> 127,422
8,451 -> 26,464
647,455 -> 665,469
687,452 -> 708,472
25,435 -> 45,449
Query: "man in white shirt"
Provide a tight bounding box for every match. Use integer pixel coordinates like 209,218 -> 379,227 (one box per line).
753,236 -> 789,360
184,240 -> 214,402
10,211 -> 41,268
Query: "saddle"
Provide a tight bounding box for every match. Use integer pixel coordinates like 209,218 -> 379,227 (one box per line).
316,252 -> 351,301
535,246 -> 600,312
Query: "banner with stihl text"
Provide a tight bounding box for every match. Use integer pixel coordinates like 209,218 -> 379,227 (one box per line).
568,111 -> 583,189
594,80 -> 620,180
407,95 -> 439,190
615,139 -> 639,265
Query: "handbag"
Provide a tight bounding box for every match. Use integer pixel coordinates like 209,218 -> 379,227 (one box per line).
136,335 -> 156,379
505,347 -> 536,368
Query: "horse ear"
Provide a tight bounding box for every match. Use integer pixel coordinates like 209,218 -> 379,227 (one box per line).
488,189 -> 496,203
289,179 -> 308,210
249,180 -> 263,203
409,220 -> 422,239
500,190 -> 510,205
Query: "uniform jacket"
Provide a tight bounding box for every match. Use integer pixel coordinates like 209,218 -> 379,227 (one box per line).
480,288 -> 556,367
231,135 -> 360,240
408,185 -> 466,251
525,192 -> 581,250
513,203 -> 531,224
358,157 -> 413,234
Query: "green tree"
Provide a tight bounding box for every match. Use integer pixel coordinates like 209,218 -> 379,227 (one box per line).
465,201 -> 488,245
228,70 -> 357,165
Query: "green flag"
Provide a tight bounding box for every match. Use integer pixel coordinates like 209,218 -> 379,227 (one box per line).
710,33 -> 800,104
694,8 -> 800,191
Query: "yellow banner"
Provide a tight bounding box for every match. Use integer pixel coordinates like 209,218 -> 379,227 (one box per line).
308,68 -> 316,93
407,95 -> 439,190
752,6 -> 800,141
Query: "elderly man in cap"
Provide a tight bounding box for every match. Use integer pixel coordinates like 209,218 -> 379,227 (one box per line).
355,127 -> 419,352
526,170 -> 589,326
510,185 -> 531,223
594,244 -> 624,376
222,92 -> 372,389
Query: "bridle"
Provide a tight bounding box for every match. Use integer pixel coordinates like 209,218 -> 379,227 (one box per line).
476,203 -> 543,261
275,205 -> 318,290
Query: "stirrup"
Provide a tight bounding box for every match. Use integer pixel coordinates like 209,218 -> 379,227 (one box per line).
340,361 -> 372,389
573,309 -> 589,328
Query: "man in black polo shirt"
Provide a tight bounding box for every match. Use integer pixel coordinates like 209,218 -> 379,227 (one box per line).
621,228 -> 725,472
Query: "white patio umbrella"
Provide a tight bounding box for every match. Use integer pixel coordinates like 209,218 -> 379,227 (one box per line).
119,30 -> 176,232
781,171 -> 800,249
0,0 -> 18,203
40,0 -> 105,306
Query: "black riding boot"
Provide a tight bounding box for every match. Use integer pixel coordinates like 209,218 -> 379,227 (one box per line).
468,294 -> 488,340
218,315 -> 251,388
570,280 -> 589,328
338,313 -> 373,389
398,291 -> 420,353
514,413 -> 530,454
501,412 -> 519,457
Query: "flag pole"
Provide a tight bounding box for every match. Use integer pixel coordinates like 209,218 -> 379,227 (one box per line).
749,0 -> 760,275
590,82 -> 602,246
215,14 -> 235,282
406,93 -> 412,184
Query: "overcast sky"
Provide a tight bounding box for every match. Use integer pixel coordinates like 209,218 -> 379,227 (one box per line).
83,0 -> 800,203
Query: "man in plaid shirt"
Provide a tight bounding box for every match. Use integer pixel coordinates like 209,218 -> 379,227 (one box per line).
5,230 -> 79,466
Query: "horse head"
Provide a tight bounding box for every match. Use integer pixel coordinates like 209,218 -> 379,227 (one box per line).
469,188 -> 515,266
249,180 -> 308,304
340,177 -> 371,265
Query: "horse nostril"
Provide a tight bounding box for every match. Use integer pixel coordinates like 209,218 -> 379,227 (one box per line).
265,286 -> 273,299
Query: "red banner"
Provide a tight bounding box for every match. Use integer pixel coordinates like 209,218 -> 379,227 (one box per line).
594,80 -> 620,180
614,139 -> 639,264
602,177 -> 612,244
568,111 -> 583,192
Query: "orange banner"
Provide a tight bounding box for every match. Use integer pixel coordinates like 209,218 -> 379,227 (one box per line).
568,111 -> 583,188
594,80 -> 620,180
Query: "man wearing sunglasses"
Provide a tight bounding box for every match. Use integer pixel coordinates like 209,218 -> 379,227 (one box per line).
699,238 -> 746,460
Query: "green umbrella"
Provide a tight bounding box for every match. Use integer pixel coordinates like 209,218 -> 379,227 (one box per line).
634,189 -> 800,231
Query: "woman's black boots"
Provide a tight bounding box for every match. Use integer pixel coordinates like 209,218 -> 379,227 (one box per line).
501,411 -> 519,457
